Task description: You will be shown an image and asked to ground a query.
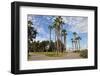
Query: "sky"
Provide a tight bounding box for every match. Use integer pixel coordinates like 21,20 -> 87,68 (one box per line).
28,15 -> 88,49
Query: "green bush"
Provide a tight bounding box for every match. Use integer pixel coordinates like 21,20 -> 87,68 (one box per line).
80,49 -> 88,58
73,50 -> 80,53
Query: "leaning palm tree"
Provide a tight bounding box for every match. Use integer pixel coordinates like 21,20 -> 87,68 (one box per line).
62,29 -> 67,52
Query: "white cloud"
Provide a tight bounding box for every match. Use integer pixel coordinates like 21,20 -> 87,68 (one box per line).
62,16 -> 88,33
75,18 -> 88,33
35,25 -> 50,41
34,36 -> 48,42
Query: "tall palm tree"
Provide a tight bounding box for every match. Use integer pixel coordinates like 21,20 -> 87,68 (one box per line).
52,21 -> 57,52
62,29 -> 67,52
48,25 -> 53,52
60,18 -> 65,52
73,32 -> 77,50
52,17 -> 60,54
76,36 -> 81,50
71,38 -> 74,51
56,16 -> 65,52
52,16 -> 65,54
54,17 -> 60,54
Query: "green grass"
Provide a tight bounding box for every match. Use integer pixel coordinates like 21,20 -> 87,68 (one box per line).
29,52 -> 67,57
45,52 -> 64,57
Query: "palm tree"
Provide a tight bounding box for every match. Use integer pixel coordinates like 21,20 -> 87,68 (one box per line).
60,18 -> 65,52
73,32 -> 77,50
62,29 -> 67,52
48,25 -> 53,52
53,16 -> 65,54
76,36 -> 81,50
55,18 -> 60,54
52,17 -> 60,54
71,38 -> 74,51
52,21 -> 57,52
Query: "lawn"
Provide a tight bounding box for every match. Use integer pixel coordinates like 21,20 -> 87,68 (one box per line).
29,52 -> 67,57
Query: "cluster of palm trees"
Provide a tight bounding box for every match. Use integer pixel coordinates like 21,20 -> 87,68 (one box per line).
48,16 -> 67,54
71,32 -> 81,51
28,16 -> 82,55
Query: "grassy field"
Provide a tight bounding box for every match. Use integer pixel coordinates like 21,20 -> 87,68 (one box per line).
29,52 -> 67,57
28,51 -> 87,61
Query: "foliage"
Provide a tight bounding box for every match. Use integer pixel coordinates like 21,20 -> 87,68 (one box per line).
28,20 -> 38,42
28,40 -> 56,52
73,50 -> 80,53
80,49 -> 88,58
28,20 -> 38,54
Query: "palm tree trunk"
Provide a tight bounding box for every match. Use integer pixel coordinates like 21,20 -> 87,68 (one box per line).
55,29 -> 57,53
61,34 -> 63,52
49,29 -> 51,52
78,40 -> 80,51
59,29 -> 62,53
76,40 -> 78,51
72,42 -> 73,51
73,40 -> 75,51
64,36 -> 66,52
57,32 -> 59,55
60,26 -> 63,53
65,36 -> 67,52
75,41 -> 77,51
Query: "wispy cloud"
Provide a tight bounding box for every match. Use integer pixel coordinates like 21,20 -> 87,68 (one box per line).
62,16 -> 88,33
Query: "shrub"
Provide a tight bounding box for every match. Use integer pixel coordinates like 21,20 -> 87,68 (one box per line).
73,50 -> 80,53
80,49 -> 88,58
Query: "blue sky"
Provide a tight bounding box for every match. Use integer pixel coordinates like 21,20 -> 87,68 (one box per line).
28,15 -> 88,49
